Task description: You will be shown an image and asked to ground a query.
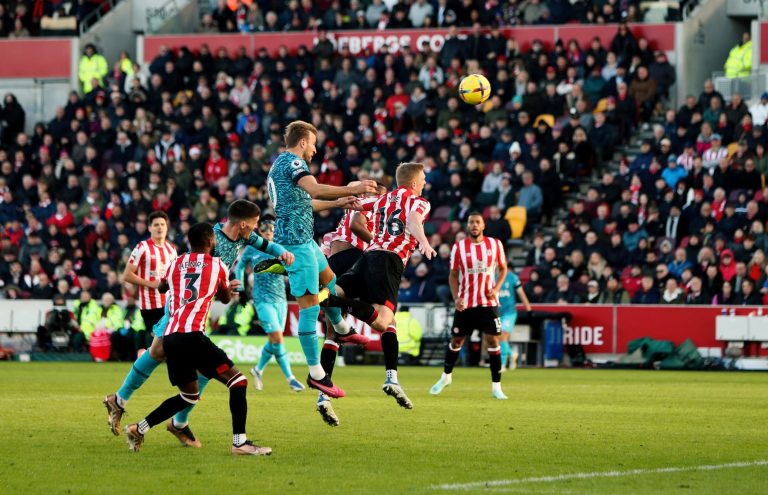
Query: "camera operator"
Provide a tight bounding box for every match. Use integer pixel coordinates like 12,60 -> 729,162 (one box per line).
37,295 -> 80,352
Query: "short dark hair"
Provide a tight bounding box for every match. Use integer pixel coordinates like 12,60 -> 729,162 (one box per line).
467,211 -> 484,220
148,210 -> 170,225
227,200 -> 261,222
188,223 -> 214,249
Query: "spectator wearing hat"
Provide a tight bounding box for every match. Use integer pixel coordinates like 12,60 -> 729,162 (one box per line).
661,155 -> 687,189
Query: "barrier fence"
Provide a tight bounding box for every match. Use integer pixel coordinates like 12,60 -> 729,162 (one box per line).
4,300 -> 765,358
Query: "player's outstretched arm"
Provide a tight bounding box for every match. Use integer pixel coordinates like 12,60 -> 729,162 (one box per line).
298,175 -> 377,200
406,211 -> 436,259
311,196 -> 361,212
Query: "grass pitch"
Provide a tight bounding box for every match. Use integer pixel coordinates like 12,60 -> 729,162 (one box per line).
0,363 -> 766,494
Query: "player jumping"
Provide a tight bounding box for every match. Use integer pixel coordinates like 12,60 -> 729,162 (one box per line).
316,182 -> 387,426
123,222 -> 271,455
235,214 -> 305,392
429,212 -> 514,399
267,120 -> 376,398
320,163 -> 436,409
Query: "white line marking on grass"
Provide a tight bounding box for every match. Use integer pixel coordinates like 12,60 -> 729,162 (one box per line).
430,460 -> 768,491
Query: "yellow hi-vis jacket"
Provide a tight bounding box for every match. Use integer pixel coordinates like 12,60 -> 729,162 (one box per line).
79,53 -> 108,93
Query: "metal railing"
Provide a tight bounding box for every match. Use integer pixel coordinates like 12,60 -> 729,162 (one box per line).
712,71 -> 768,102
78,0 -> 124,35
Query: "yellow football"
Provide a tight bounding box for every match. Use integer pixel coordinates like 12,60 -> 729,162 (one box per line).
458,74 -> 492,105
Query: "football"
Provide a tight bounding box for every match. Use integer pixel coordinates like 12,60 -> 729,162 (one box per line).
458,73 -> 492,105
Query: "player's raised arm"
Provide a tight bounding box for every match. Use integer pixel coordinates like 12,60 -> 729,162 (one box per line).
299,175 -> 377,200
311,196 -> 362,212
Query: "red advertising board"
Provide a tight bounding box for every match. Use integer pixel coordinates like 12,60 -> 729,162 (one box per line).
762,22 -> 768,64
282,302 -> 761,357
532,304 -> 615,354
0,39 -> 72,78
142,23 -> 675,64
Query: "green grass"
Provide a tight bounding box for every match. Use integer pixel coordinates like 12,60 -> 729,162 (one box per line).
0,363 -> 767,495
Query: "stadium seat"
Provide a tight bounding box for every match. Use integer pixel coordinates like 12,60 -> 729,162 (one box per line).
505,207 -> 527,239
533,114 -> 555,128
518,266 -> 535,283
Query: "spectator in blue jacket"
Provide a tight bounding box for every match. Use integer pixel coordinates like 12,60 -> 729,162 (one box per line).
661,155 -> 687,188
631,275 -> 661,304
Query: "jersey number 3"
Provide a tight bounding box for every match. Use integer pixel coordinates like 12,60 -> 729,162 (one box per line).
377,207 -> 404,236
183,273 -> 200,304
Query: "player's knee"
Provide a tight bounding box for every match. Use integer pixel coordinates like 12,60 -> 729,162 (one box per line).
227,372 -> 248,389
180,391 -> 200,404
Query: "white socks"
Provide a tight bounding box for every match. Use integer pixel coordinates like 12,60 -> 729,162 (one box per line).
308,364 -> 326,380
386,369 -> 398,383
137,420 -> 150,435
492,382 -> 502,393
233,433 -> 247,446
441,372 -> 452,384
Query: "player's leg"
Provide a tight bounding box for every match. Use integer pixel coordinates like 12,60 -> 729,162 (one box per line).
167,372 -> 207,448
251,303 -> 278,390
500,311 -> 517,370
257,301 -> 303,391
104,310 -> 167,436
429,309 -> 464,395
215,366 -> 271,455
125,379 -> 199,452
124,333 -> 198,451
286,243 -> 344,397
486,309 -> 507,400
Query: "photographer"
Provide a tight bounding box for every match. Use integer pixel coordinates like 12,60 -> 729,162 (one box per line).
36,295 -> 80,352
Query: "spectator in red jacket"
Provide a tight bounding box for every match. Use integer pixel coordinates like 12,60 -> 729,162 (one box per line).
46,201 -> 74,234
204,145 -> 228,186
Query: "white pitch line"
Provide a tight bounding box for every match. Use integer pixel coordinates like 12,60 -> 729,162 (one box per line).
431,460 -> 768,491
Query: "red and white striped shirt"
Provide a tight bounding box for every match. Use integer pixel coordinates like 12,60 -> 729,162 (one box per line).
127,239 -> 177,310
162,253 -> 228,335
326,196 -> 378,251
366,187 -> 431,264
450,236 -> 507,308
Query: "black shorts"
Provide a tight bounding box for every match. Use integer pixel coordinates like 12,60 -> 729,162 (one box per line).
336,250 -> 403,311
162,332 -> 234,387
451,307 -> 502,337
140,308 -> 165,333
328,248 -> 363,276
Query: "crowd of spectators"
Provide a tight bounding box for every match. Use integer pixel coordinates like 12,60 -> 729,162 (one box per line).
0,0 -> 109,38
0,20 -> 762,315
200,0 -> 650,34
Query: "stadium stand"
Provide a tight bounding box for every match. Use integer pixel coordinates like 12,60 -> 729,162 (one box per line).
0,8 -> 765,350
